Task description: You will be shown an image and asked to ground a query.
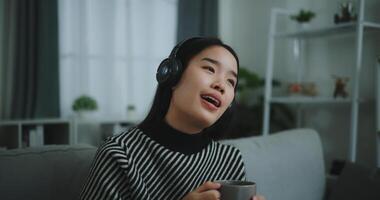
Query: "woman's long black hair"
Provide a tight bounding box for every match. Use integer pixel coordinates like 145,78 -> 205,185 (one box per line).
139,37 -> 240,140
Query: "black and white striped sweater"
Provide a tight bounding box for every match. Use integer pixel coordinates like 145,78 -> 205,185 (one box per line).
80,121 -> 246,200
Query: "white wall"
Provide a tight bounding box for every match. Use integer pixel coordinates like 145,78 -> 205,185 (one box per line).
219,0 -> 380,169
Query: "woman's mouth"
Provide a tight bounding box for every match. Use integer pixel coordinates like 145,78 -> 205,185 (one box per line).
200,94 -> 221,110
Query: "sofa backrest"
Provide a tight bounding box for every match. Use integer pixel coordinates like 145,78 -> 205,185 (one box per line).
0,145 -> 97,200
221,129 -> 325,200
0,129 -> 325,200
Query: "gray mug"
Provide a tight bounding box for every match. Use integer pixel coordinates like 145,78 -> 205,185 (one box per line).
215,180 -> 256,200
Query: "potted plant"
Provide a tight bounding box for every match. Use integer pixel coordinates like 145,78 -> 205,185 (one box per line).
126,104 -> 137,121
236,67 -> 263,105
290,9 -> 316,29
291,9 -> 316,23
72,95 -> 98,118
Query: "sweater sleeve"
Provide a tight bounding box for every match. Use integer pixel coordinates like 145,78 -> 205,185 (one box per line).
80,141 -> 130,200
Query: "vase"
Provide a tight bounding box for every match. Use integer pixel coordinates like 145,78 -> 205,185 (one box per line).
76,110 -> 96,120
126,108 -> 137,122
297,23 -> 311,31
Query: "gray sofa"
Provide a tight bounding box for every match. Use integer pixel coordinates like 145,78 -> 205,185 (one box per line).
0,128 -> 325,200
221,128 -> 325,200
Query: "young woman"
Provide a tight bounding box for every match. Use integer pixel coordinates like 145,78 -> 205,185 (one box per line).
80,37 -> 265,200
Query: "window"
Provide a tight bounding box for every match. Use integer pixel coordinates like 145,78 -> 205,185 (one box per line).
59,0 -> 178,120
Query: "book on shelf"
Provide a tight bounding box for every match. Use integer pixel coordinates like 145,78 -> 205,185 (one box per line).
23,125 -> 44,147
29,126 -> 44,147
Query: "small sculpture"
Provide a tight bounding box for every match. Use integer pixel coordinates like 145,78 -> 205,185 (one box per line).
334,1 -> 357,24
332,75 -> 350,98
288,83 -> 302,95
302,82 -> 318,96
288,82 -> 318,97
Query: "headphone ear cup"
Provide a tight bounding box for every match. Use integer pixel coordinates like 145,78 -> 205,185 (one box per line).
156,57 -> 182,86
170,58 -> 182,85
156,58 -> 172,84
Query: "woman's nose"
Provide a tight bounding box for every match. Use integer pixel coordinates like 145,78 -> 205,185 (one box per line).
211,82 -> 225,94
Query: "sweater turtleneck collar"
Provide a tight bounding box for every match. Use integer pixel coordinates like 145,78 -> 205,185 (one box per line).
138,120 -> 212,155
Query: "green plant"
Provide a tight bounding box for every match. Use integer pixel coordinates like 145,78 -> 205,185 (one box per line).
127,104 -> 136,111
72,95 -> 98,111
237,67 -> 263,92
211,67 -> 295,140
290,9 -> 316,23
237,67 -> 280,104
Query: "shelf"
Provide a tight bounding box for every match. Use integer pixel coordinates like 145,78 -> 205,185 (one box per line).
363,21 -> 380,29
270,96 -> 353,104
0,119 -> 73,149
73,118 -> 138,124
0,118 -> 138,149
274,21 -> 380,39
265,0 -> 379,162
0,125 -> 19,149
0,118 -> 71,125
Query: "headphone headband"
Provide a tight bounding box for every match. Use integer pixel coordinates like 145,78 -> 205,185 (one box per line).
169,37 -> 202,59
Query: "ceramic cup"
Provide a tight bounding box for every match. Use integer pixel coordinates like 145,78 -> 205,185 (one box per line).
215,180 -> 256,200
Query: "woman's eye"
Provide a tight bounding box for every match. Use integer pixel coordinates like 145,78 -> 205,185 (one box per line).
202,66 -> 215,73
228,79 -> 236,87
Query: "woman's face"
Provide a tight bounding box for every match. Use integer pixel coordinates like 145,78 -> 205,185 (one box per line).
165,45 -> 238,133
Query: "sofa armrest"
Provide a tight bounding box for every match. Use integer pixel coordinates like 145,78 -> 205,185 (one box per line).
221,129 -> 325,200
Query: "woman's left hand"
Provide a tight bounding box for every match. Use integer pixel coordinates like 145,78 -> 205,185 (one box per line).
252,195 -> 265,200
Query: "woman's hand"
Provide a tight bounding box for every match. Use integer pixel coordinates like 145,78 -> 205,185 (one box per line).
182,181 -> 221,200
252,195 -> 266,200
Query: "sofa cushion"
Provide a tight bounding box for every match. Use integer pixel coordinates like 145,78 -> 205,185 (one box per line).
0,145 -> 97,200
221,129 -> 325,200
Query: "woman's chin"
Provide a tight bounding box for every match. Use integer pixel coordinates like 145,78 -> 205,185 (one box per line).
194,114 -> 218,129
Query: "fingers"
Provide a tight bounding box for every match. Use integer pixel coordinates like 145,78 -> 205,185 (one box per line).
253,195 -> 266,200
201,189 -> 221,200
182,181 -> 221,200
195,181 -> 221,193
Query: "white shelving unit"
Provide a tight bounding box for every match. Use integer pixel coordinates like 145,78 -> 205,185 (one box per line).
72,118 -> 137,146
0,118 -> 73,149
263,0 -> 380,162
271,96 -> 353,104
0,117 -> 137,149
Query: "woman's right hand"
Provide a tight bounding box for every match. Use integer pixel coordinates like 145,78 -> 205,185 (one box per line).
181,181 -> 221,200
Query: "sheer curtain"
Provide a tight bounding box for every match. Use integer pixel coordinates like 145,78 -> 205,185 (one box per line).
58,0 -> 177,120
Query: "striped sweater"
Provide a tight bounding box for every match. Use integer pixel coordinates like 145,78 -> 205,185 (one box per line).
80,122 -> 246,200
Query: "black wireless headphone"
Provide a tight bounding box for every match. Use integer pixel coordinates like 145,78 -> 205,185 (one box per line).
156,37 -> 202,86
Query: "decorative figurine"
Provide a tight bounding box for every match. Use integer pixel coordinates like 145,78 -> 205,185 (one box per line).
334,1 -> 357,24
332,75 -> 350,98
288,82 -> 319,97
288,83 -> 303,95
302,82 -> 318,96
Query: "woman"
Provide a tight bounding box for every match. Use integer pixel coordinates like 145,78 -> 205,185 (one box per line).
80,37 -> 264,200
